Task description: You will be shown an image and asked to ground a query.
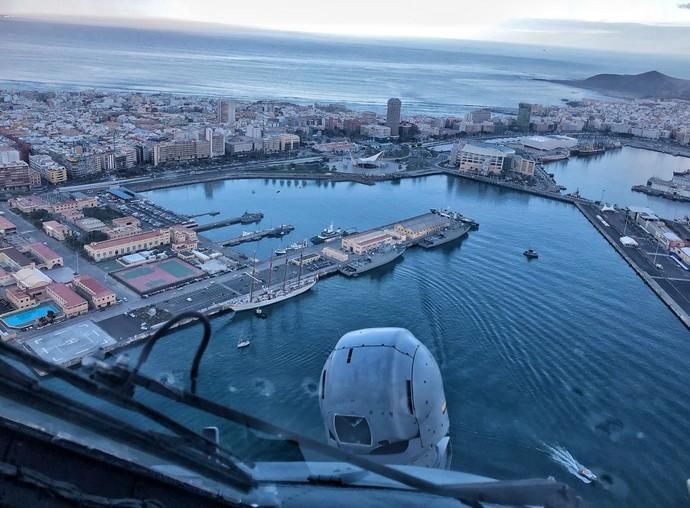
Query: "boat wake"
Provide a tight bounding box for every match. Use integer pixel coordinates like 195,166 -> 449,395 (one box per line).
542,443 -> 597,484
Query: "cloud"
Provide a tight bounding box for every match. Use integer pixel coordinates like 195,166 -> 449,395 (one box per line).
679,3 -> 690,9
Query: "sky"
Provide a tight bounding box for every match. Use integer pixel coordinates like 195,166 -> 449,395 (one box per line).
4,0 -> 690,54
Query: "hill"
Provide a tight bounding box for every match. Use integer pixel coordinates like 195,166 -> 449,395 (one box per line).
550,71 -> 690,100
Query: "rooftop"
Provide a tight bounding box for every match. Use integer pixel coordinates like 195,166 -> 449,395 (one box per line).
0,215 -> 16,231
86,229 -> 168,251
47,283 -> 87,308
74,275 -> 114,298
27,242 -> 62,261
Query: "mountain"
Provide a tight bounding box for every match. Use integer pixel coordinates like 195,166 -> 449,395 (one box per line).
550,71 -> 690,100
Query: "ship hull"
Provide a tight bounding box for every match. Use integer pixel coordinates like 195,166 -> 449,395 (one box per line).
339,248 -> 406,277
418,225 -> 470,249
230,279 -> 317,311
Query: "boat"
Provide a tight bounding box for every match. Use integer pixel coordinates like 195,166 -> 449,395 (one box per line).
310,223 -> 344,244
229,278 -> 317,312
418,224 -> 470,248
287,240 -> 309,251
274,247 -> 287,256
339,246 -> 406,277
255,308 -> 268,319
523,249 -> 539,259
577,467 -> 597,484
237,338 -> 251,349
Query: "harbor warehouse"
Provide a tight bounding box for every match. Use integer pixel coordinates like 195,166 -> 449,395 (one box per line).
394,214 -> 448,241
342,230 -> 396,255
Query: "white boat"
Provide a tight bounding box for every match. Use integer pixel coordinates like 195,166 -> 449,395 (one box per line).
229,278 -> 317,312
237,338 -> 251,349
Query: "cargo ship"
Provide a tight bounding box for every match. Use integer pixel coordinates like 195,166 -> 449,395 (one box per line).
339,246 -> 406,277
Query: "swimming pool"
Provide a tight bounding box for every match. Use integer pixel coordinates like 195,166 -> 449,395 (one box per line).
1,302 -> 61,329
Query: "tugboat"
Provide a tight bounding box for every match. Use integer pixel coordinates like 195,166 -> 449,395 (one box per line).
523,248 -> 539,259
237,337 -> 251,349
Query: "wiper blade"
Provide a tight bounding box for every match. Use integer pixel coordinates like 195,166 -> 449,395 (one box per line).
0,345 -> 255,492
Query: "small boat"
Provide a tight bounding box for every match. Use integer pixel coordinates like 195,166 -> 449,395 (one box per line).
274,248 -> 287,256
523,249 -> 539,259
237,338 -> 251,349
255,307 -> 268,319
577,467 -> 597,483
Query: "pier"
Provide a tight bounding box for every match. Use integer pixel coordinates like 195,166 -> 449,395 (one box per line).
187,210 -> 220,218
221,224 -> 295,246
193,211 -> 264,232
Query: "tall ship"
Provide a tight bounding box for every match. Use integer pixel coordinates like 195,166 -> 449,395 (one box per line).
339,246 -> 406,277
229,278 -> 317,311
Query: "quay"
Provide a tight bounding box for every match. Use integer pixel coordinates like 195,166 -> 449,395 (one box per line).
221,224 -> 294,246
575,202 -> 690,329
193,211 -> 264,232
18,210 -> 477,370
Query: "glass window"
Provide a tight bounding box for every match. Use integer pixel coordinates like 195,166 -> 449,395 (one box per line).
334,415 -> 372,446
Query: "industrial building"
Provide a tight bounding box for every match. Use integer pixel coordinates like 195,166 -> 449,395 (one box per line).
394,214 -> 448,241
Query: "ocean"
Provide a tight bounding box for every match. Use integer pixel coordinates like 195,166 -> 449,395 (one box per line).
2,17 -> 690,115
3,18 -> 690,507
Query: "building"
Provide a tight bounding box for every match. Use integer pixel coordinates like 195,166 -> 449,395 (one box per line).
511,155 -> 537,177
360,124 -> 392,139
0,161 -> 32,191
0,268 -> 14,287
342,230 -> 396,255
84,229 -> 171,261
13,267 -> 52,298
386,98 -> 402,137
517,103 -> 532,132
46,283 -> 88,318
42,220 -> 71,241
111,216 -> 140,228
26,242 -> 63,269
278,133 -> 300,151
225,136 -> 257,155
217,99 -> 236,125
9,195 -> 48,213
75,217 -> 108,233
5,286 -> 35,310
29,154 -> 68,184
394,214 -> 448,241
466,109 -> 491,123
73,275 -> 117,309
0,216 -> 17,235
153,140 -> 211,166
0,146 -> 20,164
0,247 -> 35,271
452,142 -> 515,175
520,135 -> 577,151
169,225 -> 198,252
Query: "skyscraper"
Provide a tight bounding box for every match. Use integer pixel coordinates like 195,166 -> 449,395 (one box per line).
517,103 -> 532,132
386,98 -> 401,137
217,99 -> 236,126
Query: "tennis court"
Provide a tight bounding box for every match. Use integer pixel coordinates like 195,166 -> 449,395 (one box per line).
113,258 -> 204,294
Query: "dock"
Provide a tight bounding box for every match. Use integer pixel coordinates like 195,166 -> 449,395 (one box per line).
193,211 -> 264,232
221,224 -> 295,246
21,209 -> 478,370
187,210 -> 220,218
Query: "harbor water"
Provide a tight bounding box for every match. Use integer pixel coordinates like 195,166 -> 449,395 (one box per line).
137,171 -> 690,508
